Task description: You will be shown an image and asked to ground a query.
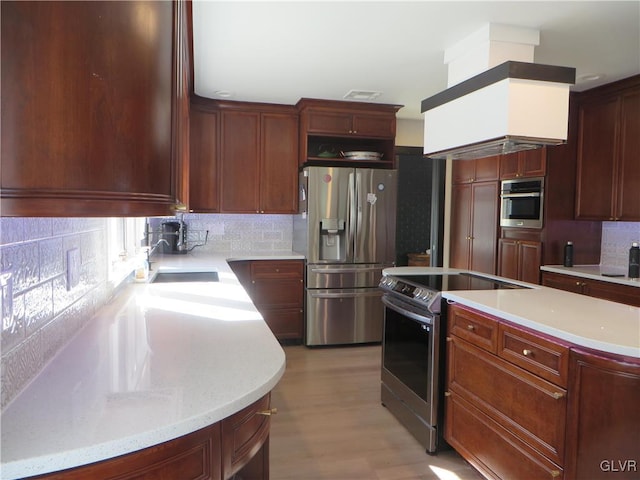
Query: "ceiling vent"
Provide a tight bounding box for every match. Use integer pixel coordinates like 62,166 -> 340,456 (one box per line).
422,24 -> 576,160
344,89 -> 382,101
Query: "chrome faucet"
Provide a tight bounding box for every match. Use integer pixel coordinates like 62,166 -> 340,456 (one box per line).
146,238 -> 170,270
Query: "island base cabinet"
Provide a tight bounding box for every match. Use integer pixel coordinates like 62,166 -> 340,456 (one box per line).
446,393 -> 563,480
564,349 -> 640,480
29,423 -> 223,480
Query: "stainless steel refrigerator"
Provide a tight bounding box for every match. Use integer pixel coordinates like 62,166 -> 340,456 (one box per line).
293,166 -> 397,346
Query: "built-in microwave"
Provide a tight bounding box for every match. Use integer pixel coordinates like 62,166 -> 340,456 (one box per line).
500,177 -> 544,229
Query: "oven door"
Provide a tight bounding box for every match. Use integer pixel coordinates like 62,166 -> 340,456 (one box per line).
381,294 -> 440,427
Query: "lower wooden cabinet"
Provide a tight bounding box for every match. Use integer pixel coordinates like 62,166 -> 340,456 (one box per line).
445,303 -> 640,480
229,260 -> 304,342
541,271 -> 640,307
31,394 -> 272,480
498,238 -> 542,284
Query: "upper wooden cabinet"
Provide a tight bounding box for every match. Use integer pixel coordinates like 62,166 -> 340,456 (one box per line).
451,156 -> 500,184
575,75 -> 640,221
499,148 -> 547,179
1,1 -> 191,217
189,103 -> 219,213
219,102 -> 298,214
297,98 -> 401,168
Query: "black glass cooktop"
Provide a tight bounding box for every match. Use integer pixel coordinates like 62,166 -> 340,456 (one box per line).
394,272 -> 528,292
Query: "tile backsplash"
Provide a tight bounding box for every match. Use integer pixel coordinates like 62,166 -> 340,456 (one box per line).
600,222 -> 640,269
150,213 -> 294,253
0,218 -> 111,409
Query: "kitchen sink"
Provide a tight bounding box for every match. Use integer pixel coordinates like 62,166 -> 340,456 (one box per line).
151,271 -> 219,283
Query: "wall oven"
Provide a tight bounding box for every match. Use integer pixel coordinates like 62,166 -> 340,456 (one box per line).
500,177 -> 544,229
379,272 -> 529,454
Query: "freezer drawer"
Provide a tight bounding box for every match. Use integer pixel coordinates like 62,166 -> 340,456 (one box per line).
306,264 -> 384,289
306,288 -> 384,346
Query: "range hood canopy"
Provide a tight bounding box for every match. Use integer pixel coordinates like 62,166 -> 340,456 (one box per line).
422,25 -> 576,160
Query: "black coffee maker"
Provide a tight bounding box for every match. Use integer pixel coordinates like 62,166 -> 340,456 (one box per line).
161,221 -> 188,254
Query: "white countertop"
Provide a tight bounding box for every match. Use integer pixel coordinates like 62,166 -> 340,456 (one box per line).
384,267 -> 640,359
541,264 -> 640,288
0,251 -> 301,480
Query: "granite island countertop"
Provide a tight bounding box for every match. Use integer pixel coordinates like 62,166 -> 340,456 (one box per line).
0,251 -> 303,480
384,267 -> 640,359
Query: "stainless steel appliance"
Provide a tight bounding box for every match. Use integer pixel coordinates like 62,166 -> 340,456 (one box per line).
379,272 -> 528,453
500,177 -> 544,229
293,166 -> 397,346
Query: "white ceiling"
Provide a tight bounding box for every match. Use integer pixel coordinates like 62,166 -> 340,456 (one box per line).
192,1 -> 640,120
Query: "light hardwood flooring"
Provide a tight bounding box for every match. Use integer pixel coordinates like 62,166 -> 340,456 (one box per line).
269,345 -> 483,480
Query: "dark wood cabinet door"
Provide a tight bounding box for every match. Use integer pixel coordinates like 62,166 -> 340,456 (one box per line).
1,1 -> 182,217
616,88 -> 640,220
219,111 -> 261,213
305,111 -> 353,135
450,184 -> 472,269
565,349 -> 640,480
189,107 -> 219,212
451,161 -> 476,184
261,307 -> 304,340
470,182 -> 498,275
519,240 -> 542,284
260,113 -> 299,213
473,155 -> 500,182
582,278 -> 640,307
499,153 -> 521,180
575,96 -> 619,220
498,238 -> 520,281
518,148 -> 546,178
351,113 -> 396,138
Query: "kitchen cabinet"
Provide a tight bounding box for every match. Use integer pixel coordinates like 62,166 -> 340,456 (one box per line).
498,238 -> 542,284
446,304 -> 569,480
230,260 -> 304,342
450,181 -> 499,275
189,102 -> 219,212
1,1 -> 190,217
541,271 -> 640,307
499,148 -> 546,179
575,75 -> 640,221
218,102 -> 298,214
564,349 -> 640,480
451,155 -> 500,184
30,394 -> 274,480
297,98 -> 401,168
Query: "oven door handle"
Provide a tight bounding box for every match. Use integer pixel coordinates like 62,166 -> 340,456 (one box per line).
309,266 -> 382,274
381,295 -> 433,326
309,291 -> 382,299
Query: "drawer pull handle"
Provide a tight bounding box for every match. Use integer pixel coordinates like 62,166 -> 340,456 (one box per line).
444,391 -> 452,397
551,392 -> 565,400
256,408 -> 278,416
523,349 -> 533,356
467,325 -> 475,331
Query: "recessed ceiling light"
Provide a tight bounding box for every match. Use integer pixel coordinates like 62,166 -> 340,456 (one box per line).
577,73 -> 605,82
214,90 -> 233,98
343,90 -> 383,101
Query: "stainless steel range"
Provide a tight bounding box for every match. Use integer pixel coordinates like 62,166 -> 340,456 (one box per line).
379,271 -> 527,453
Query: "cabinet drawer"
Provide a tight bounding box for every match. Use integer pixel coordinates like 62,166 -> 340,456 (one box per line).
446,392 -> 563,480
250,260 -> 303,279
222,394 -> 271,479
448,304 -> 499,354
448,336 -> 567,465
499,323 -> 570,387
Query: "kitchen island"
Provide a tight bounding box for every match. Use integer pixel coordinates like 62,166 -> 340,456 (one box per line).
0,251 -> 302,480
385,266 -> 639,480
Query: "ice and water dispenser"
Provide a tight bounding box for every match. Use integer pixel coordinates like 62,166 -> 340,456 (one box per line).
320,218 -> 346,261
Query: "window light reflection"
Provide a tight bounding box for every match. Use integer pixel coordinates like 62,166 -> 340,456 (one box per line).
429,465 -> 463,480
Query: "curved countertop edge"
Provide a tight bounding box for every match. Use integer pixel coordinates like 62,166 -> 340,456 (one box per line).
541,264 -> 640,288
383,267 -> 640,359
1,251 -> 298,480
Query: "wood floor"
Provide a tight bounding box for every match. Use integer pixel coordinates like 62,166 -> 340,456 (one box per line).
269,345 -> 483,480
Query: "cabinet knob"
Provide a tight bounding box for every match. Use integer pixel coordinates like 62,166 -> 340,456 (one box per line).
444,391 -> 452,397
551,470 -> 561,478
575,281 -> 582,286
256,408 -> 278,416
275,269 -> 280,272
252,280 -> 256,284
551,392 -> 565,400
522,349 -> 533,357
467,324 -> 475,331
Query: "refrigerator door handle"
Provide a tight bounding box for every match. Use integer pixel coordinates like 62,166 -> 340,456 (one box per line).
308,291 -> 383,299
309,266 -> 383,274
346,171 -> 356,262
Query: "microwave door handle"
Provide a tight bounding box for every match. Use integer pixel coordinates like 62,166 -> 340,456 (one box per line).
501,192 -> 541,198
